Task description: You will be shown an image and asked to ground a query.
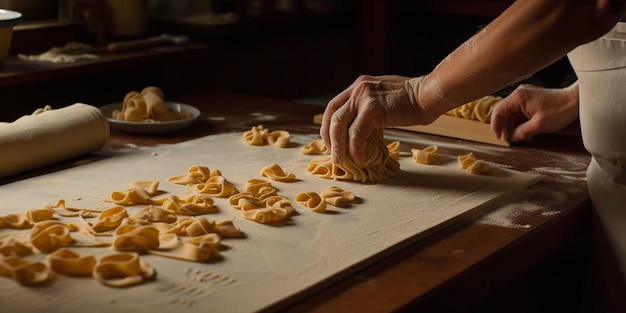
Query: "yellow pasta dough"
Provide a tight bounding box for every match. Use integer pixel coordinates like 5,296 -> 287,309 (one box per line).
47,248 -> 96,277
260,163 -> 296,182
167,165 -> 220,185
0,256 -> 54,286
320,186 -> 357,207
307,128 -> 400,182
89,206 -> 128,233
0,239 -> 34,257
92,252 -> 156,288
30,220 -> 75,253
301,139 -> 330,155
387,141 -> 401,160
242,125 -> 291,148
195,175 -> 239,198
228,191 -> 295,224
411,145 -> 438,165
445,95 -> 503,123
458,152 -> 492,174
112,86 -> 191,123
296,192 -> 327,213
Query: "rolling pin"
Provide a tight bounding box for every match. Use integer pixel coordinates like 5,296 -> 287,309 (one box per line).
0,104 -> 110,178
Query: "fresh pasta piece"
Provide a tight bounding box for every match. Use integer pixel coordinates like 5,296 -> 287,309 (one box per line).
167,165 -> 219,185
411,145 -> 438,165
245,179 -> 277,200
260,163 -> 296,182
30,220 -> 75,253
321,186 -> 356,207
229,192 -> 294,224
0,239 -> 34,257
387,141 -> 401,160
307,128 -> 400,182
266,130 -> 290,148
112,86 -> 191,123
296,192 -> 327,213
47,248 -> 96,277
129,206 -> 177,224
25,208 -> 55,223
161,194 -> 216,216
243,125 -> 268,146
151,234 -> 222,263
0,256 -> 54,286
113,224 -> 160,253
458,152 -> 492,174
216,220 -> 242,238
301,139 -> 330,155
92,252 -> 156,288
132,180 -> 160,195
89,206 -> 129,233
44,199 -> 102,218
446,95 -> 503,123
241,205 -> 290,224
0,214 -> 31,229
183,216 -> 216,237
242,125 -> 291,148
196,175 -> 239,198
110,187 -> 162,206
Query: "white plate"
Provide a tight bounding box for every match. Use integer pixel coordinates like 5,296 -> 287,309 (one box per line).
100,102 -> 200,134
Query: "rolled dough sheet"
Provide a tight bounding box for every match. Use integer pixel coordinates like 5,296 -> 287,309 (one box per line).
0,132 -> 537,313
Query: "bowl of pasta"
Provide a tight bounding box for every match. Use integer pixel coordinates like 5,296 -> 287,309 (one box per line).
100,101 -> 200,134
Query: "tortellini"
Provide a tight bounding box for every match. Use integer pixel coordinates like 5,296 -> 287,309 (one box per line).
411,146 -> 438,165
458,152 -> 491,174
112,86 -> 192,123
228,178 -> 295,224
243,125 -> 290,148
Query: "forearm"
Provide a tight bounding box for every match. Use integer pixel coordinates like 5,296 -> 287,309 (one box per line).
418,0 -> 624,119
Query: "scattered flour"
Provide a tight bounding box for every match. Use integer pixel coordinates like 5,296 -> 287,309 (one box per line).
249,112 -> 277,121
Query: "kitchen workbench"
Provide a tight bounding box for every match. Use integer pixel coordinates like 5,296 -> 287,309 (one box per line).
0,91 -> 592,312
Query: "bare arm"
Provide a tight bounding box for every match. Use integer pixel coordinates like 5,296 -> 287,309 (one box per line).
321,0 -> 626,165
418,0 -> 625,119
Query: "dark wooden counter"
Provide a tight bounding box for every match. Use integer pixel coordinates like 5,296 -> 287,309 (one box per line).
98,91 -> 591,312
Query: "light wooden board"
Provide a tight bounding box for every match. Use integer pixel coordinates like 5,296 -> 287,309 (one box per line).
0,132 -> 535,313
313,113 -> 509,146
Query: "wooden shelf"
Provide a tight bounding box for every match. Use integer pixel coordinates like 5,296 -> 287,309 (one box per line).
0,43 -> 207,87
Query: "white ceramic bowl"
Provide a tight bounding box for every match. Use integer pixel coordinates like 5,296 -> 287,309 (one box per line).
0,9 -> 22,66
100,101 -> 201,134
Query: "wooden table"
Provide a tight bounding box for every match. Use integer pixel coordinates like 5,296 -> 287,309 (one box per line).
0,91 -> 592,312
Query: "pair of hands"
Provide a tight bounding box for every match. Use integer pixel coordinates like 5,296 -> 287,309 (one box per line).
320,75 -> 579,165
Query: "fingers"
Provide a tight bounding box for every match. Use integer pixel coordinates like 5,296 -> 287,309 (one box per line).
348,116 -> 375,166
320,89 -> 351,147
328,99 -> 357,164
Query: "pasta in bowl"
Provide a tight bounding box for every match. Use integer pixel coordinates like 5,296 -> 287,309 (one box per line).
100,101 -> 200,134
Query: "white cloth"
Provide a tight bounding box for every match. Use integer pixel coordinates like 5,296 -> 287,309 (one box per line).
0,103 -> 109,178
568,22 -> 626,278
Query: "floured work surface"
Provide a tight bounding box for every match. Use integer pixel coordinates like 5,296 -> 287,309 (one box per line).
0,132 -> 537,313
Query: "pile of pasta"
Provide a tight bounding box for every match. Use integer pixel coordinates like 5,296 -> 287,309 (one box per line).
305,128 -> 401,183
112,86 -> 192,123
445,95 -> 503,123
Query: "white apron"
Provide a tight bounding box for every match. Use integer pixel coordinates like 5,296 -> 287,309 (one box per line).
568,22 -> 626,279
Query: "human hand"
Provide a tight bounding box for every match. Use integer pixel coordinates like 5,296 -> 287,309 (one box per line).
320,75 -> 430,166
491,83 -> 579,142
